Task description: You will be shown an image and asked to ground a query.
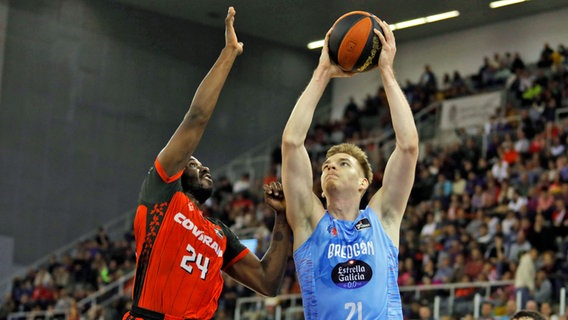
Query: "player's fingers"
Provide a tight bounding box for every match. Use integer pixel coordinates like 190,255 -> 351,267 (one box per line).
374,28 -> 386,46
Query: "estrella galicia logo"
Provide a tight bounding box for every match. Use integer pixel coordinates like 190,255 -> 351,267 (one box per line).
331,260 -> 373,289
355,218 -> 371,231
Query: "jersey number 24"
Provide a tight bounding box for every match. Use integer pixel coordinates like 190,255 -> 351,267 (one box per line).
180,243 -> 210,280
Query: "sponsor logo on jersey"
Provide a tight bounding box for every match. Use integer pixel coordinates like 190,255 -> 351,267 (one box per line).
327,240 -> 375,259
332,260 -> 373,289
355,218 -> 371,231
327,225 -> 338,236
174,212 -> 223,257
214,227 -> 224,238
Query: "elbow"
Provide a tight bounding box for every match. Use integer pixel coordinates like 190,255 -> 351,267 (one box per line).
257,284 -> 279,297
264,288 -> 280,298
184,107 -> 211,126
398,136 -> 420,156
265,280 -> 283,297
281,132 -> 304,150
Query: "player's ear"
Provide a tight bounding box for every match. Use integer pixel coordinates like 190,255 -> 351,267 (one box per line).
359,178 -> 369,191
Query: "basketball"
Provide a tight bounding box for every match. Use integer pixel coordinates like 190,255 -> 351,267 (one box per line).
328,11 -> 383,73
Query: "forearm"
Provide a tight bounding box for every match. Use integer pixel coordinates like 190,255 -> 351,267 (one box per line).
381,67 -> 419,150
259,213 -> 292,295
282,67 -> 330,144
187,47 -> 240,122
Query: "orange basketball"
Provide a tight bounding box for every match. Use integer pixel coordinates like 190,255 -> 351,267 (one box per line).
328,11 -> 383,73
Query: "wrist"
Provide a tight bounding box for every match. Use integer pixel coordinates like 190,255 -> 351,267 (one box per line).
313,66 -> 332,83
221,46 -> 241,57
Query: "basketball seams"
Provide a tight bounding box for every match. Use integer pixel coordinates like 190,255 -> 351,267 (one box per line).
354,18 -> 382,72
328,11 -> 382,72
328,13 -> 367,69
338,17 -> 372,70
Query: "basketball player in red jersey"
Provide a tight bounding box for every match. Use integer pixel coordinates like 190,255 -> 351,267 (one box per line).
123,7 -> 291,320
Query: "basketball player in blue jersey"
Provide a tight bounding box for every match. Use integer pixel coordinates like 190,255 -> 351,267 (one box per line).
281,18 -> 418,320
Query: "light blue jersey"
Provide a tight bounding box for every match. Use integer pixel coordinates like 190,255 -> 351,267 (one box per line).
293,207 -> 402,320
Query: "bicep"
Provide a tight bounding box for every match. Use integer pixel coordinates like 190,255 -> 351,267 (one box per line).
224,252 -> 264,293
369,147 -> 417,220
158,115 -> 206,177
281,143 -> 317,229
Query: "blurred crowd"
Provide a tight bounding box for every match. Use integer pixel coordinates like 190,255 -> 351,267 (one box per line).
1,42 -> 568,320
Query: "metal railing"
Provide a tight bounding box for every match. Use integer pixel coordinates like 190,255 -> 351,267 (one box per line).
77,270 -> 134,310
7,271 -> 135,320
234,280 -> 517,320
7,309 -> 69,320
0,209 -> 134,302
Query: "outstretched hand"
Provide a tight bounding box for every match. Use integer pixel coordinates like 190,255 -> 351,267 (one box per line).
263,181 -> 285,214
317,29 -> 355,79
374,19 -> 396,72
225,7 -> 244,55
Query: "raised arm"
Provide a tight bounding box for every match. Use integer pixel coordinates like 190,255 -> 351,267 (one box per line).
281,30 -> 353,248
157,7 -> 243,176
225,182 -> 292,296
368,19 -> 419,244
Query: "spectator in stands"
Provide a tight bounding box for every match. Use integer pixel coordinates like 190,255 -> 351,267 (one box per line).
480,301 -> 496,320
511,310 -> 546,320
420,64 -> 438,96
551,198 -> 568,237
464,248 -> 485,279
121,8 -> 292,320
492,155 -> 510,183
419,304 -> 434,320
508,190 -> 528,214
476,223 -> 494,252
280,18 -> 417,319
533,269 -> 553,304
528,214 -> 557,252
496,299 -> 518,320
539,302 -> 558,320
451,253 -> 467,282
432,173 -> 452,204
508,230 -> 532,262
411,167 -> 436,204
510,52 -> 526,73
233,172 -> 252,195
0,294 -> 16,320
433,254 -> 454,284
441,72 -> 453,97
515,249 -> 537,308
452,171 -> 467,196
525,300 -> 539,312
537,43 -> 554,69
536,185 -> 555,216
420,212 -> 438,239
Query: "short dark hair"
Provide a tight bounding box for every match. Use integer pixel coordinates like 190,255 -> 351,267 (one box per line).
511,310 -> 546,320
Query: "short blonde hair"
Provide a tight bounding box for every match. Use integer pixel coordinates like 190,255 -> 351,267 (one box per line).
326,143 -> 373,183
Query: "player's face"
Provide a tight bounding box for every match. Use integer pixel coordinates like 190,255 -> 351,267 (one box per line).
320,153 -> 364,194
181,156 -> 213,203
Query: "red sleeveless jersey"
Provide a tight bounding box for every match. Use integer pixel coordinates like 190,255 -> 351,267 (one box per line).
124,159 -> 248,320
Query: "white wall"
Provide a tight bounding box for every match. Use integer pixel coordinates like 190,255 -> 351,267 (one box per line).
330,7 -> 568,120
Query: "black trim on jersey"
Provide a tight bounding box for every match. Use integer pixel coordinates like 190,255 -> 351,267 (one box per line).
205,216 -> 247,269
131,201 -> 168,307
131,305 -> 165,320
131,165 -> 178,309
